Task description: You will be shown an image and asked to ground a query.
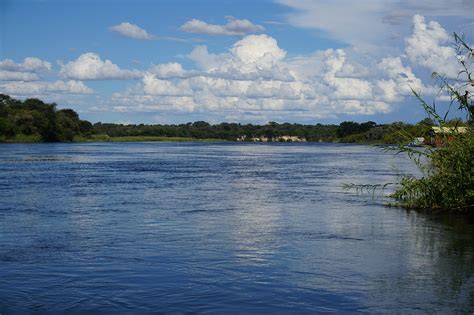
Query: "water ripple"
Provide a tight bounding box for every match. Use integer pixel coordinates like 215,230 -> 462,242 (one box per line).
0,142 -> 473,313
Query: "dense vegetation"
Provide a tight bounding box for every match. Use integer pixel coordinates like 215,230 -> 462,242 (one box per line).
92,121 -> 338,142
93,118 -> 463,144
0,94 -> 92,142
390,33 -> 473,213
392,129 -> 473,212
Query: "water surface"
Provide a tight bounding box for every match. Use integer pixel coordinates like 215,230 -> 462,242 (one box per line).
0,142 -> 473,313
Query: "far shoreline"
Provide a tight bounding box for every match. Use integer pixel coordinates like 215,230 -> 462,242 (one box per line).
0,135 -> 223,144
0,135 -> 394,145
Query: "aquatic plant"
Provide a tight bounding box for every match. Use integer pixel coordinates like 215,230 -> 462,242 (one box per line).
391,129 -> 473,212
390,33 -> 473,213
345,33 -> 473,213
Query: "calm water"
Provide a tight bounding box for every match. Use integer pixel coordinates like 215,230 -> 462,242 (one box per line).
0,142 -> 473,314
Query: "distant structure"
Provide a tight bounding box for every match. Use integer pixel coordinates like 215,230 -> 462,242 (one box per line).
408,137 -> 425,147
429,126 -> 468,147
236,135 -> 307,142
273,136 -> 307,142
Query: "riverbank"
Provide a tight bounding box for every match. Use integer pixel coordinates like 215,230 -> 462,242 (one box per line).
0,134 -> 409,145
0,136 -> 384,144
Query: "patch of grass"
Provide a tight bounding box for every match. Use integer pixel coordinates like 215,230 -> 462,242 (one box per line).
0,134 -> 42,143
74,134 -> 110,142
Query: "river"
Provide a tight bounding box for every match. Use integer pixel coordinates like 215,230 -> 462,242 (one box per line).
0,142 -> 473,313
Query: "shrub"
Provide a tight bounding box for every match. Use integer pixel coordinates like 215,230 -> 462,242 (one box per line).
392,129 -> 473,212
391,33 -> 473,213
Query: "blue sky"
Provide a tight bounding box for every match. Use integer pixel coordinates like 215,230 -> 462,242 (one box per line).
1,0 -> 473,124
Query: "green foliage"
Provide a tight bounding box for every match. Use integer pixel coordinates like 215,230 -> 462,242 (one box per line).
391,32 -> 473,213
0,133 -> 42,143
73,134 -> 110,142
392,130 -> 473,212
379,123 -> 432,145
92,119 -> 430,144
0,94 -> 92,142
12,134 -> 43,143
335,121 -> 432,145
92,121 -> 341,142
336,121 -> 376,138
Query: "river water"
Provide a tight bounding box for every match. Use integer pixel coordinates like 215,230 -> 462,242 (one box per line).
0,142 -> 473,313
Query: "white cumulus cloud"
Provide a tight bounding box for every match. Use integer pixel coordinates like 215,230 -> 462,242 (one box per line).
148,63 -> 188,79
0,80 -> 93,95
180,17 -> 264,36
0,57 -> 52,73
110,22 -> 154,40
0,57 -> 52,81
323,49 -> 374,101
105,15 -> 465,122
59,53 -> 142,80
231,34 -> 286,64
113,33 -> 397,117
187,34 -> 293,81
405,15 -> 460,78
143,73 -> 193,96
376,56 -> 429,102
0,71 -> 39,81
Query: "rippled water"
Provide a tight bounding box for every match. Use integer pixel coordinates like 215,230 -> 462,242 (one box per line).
0,142 -> 473,313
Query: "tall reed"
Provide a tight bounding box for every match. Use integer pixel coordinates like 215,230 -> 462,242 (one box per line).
391,33 -> 473,213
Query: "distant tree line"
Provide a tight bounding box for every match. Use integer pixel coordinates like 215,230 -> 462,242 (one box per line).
0,94 -> 467,144
92,121 -> 338,142
94,117 -> 465,144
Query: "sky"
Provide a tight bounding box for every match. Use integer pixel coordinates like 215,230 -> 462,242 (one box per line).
1,0 -> 473,125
